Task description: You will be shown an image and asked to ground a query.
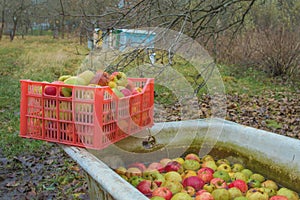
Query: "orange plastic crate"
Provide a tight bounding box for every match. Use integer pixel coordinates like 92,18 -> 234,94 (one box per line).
19,78 -> 154,150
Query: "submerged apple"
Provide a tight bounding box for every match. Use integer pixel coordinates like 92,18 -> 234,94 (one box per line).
182,176 -> 205,191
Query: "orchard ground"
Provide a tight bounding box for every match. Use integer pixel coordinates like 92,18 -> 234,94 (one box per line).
0,36 -> 299,199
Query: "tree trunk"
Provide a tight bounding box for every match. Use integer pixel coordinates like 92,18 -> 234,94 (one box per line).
0,8 -> 4,41
10,17 -> 18,41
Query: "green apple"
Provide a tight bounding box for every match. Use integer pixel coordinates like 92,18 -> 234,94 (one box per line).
77,70 -> 95,85
213,170 -> 231,182
231,172 -> 248,182
228,187 -> 243,199
232,163 -> 244,172
202,160 -> 217,171
277,188 -> 299,200
58,75 -> 72,81
241,168 -> 253,179
246,188 -> 269,200
170,192 -> 193,200
201,155 -> 215,162
62,76 -> 86,97
112,87 -> 125,98
128,176 -> 145,187
164,171 -> 182,182
182,159 -> 200,171
216,158 -> 230,166
247,178 -> 261,188
261,180 -> 278,191
161,180 -> 183,194
150,197 -> 165,200
212,188 -> 230,200
262,187 -> 276,197
234,197 -> 249,200
203,183 -> 215,193
250,173 -> 265,183
217,163 -> 232,173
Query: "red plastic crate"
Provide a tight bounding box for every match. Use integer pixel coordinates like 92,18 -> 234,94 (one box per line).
19,78 -> 154,150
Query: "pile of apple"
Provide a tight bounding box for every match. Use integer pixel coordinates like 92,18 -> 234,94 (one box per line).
44,70 -> 142,98
114,154 -> 299,200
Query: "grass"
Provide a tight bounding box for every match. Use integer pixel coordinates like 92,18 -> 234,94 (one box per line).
0,36 -> 89,157
0,35 -> 299,157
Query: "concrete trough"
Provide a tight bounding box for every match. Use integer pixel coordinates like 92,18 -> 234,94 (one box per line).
62,118 -> 300,199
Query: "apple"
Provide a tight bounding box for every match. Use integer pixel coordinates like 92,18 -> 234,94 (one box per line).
203,183 -> 215,193
89,71 -> 110,86
201,160 -> 217,171
197,168 -> 213,183
115,166 -> 127,176
231,171 -> 248,182
164,171 -> 182,182
121,88 -> 132,96
172,157 -> 185,165
228,187 -> 243,199
250,173 -> 265,182
261,179 -> 278,191
213,170 -> 231,182
128,162 -> 146,172
228,179 -> 248,193
201,155 -> 215,162
147,162 -> 165,173
182,159 -> 201,171
170,192 -> 193,200
217,163 -> 231,173
182,186 -> 196,196
128,176 -> 145,187
150,196 -> 166,200
277,188 -> 299,200
164,161 -> 183,173
125,167 -> 142,178
211,188 -> 230,200
137,180 -> 158,197
263,187 -> 277,197
143,170 -> 165,187
181,170 -> 197,180
241,168 -> 253,179
161,180 -> 183,194
182,176 -> 205,191
198,167 -> 214,174
152,187 -> 173,200
45,85 -> 57,96
185,153 -> 201,162
247,178 -> 261,188
210,178 -> 227,189
246,188 -> 269,200
160,158 -> 172,167
269,195 -> 289,200
232,163 -> 244,172
195,191 -> 214,200
234,197 -> 249,200
216,158 -> 230,166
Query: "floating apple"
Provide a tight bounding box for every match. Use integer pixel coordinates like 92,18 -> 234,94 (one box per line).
246,188 -> 269,200
184,153 -> 201,162
228,187 -> 243,199
161,180 -> 183,194
147,162 -> 165,173
232,163 -> 244,172
125,167 -> 142,178
211,188 -> 230,200
197,168 -> 213,183
228,179 -> 248,193
182,159 -> 200,171
276,188 -> 299,200
164,171 -> 182,182
150,196 -> 165,200
269,195 -> 289,200
250,173 -> 265,182
201,160 -> 217,171
261,179 -> 278,191
128,162 -> 146,172
152,186 -> 173,200
170,192 -> 193,200
216,158 -> 230,166
210,178 -> 227,189
129,176 -> 145,187
213,170 -> 231,182
182,176 -> 205,191
182,170 -> 197,180
231,171 -> 248,182
164,161 -> 182,173
137,180 -> 158,197
195,191 -> 214,200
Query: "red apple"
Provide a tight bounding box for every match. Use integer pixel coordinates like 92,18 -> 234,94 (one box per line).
228,179 -> 248,193
182,176 -> 205,191
152,187 -> 173,200
164,161 -> 182,173
198,167 -> 214,174
269,196 -> 289,200
210,177 -> 227,189
137,180 -> 158,197
195,191 -> 214,200
185,153 -> 201,162
160,158 -> 172,167
45,85 -> 57,96
197,168 -> 213,183
147,162 -> 165,173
